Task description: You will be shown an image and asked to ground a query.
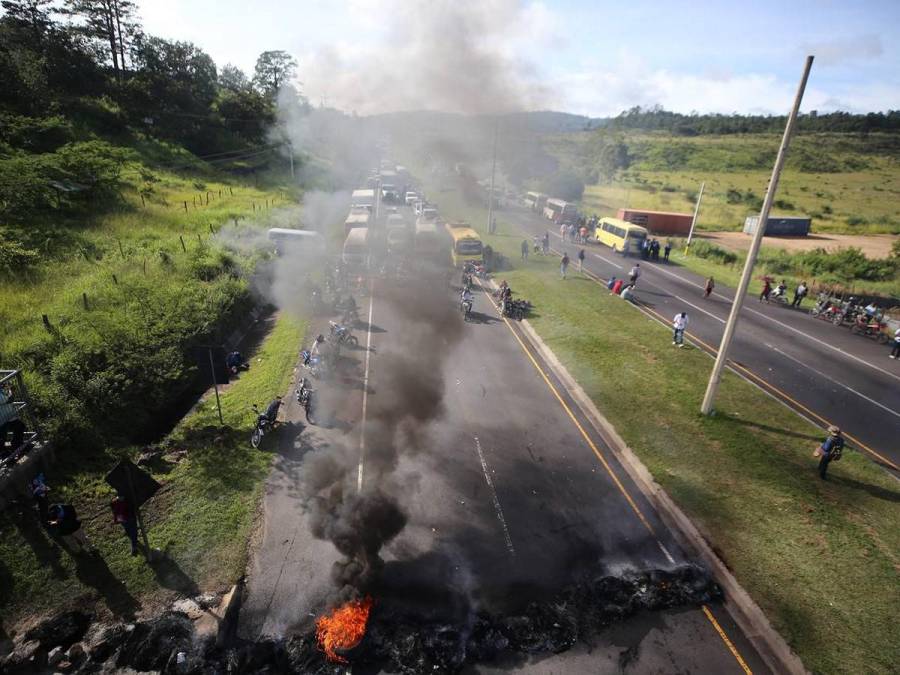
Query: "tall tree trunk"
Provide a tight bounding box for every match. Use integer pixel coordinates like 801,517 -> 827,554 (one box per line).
101,0 -> 120,81
112,0 -> 127,73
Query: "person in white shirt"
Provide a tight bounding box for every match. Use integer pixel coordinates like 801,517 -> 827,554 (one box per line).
629,264 -> 641,284
672,312 -> 688,347
620,284 -> 635,303
890,327 -> 900,359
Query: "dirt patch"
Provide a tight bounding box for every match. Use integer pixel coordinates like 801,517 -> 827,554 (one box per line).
699,231 -> 895,258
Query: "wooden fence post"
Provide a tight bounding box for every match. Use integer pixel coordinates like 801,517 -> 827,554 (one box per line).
229,186 -> 233,196
82,293 -> 89,310
140,193 -> 145,207
118,239 -> 125,258
183,201 -> 188,212
179,236 -> 186,252
112,274 -> 118,285
197,233 -> 202,245
143,257 -> 147,275
209,223 -> 215,235
42,314 -> 52,332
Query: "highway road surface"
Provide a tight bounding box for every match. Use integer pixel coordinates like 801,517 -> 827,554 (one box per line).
239,208 -> 770,673
509,205 -> 900,474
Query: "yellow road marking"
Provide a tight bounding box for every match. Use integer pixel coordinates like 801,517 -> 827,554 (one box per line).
481,273 -> 756,673
637,302 -> 899,472
703,605 -> 754,675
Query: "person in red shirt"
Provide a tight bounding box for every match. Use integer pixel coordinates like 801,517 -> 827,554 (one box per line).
111,494 -> 139,556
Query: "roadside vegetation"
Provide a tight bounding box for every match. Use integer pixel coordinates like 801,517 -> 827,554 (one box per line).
0,313 -> 304,625
427,180 -> 900,675
544,131 -> 900,235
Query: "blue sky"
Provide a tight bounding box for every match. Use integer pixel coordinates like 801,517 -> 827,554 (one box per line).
137,0 -> 900,116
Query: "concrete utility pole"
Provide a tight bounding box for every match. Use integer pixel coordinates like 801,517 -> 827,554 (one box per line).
487,120 -> 498,234
288,141 -> 294,179
685,181 -> 705,250
700,55 -> 814,416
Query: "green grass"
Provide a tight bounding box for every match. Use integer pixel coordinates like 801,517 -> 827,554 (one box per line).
545,131 -> 900,234
429,181 -> 900,675
0,313 -> 305,626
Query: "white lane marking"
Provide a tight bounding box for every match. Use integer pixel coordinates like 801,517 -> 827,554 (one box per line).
657,542 -> 676,565
748,306 -> 900,384
592,253 -> 623,269
357,280 -> 375,493
767,344 -> 900,420
474,436 -> 516,558
644,261 -> 900,385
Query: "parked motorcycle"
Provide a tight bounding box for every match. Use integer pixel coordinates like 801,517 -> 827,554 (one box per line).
850,315 -> 890,343
300,350 -> 327,379
295,377 -> 316,424
251,399 -> 281,448
501,298 -> 531,321
460,297 -> 473,320
328,321 -> 359,346
810,302 -> 845,326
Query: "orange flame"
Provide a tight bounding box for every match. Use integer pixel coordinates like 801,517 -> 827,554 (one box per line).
316,596 -> 374,664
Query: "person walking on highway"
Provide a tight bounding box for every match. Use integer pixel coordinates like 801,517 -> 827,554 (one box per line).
542,232 -> 550,255
889,327 -> 900,359
704,277 -> 715,298
672,312 -> 688,347
759,278 -> 772,302
521,239 -> 529,261
560,253 -> 570,280
814,426 -> 844,480
577,248 -> 585,272
629,263 -> 641,285
664,241 -> 672,262
792,281 -> 808,308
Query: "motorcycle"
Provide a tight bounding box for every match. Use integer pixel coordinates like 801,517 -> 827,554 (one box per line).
300,350 -> 327,379
766,287 -> 789,305
850,315 -> 890,343
810,301 -> 845,326
295,377 -> 316,424
501,298 -> 531,321
251,403 -> 277,448
329,321 -> 359,347
463,261 -> 487,279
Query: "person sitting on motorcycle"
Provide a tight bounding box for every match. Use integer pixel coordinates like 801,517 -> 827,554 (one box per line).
261,396 -> 282,424
774,280 -> 787,298
460,287 -> 474,308
304,335 -> 325,365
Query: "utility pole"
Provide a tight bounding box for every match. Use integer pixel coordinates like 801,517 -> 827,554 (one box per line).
207,347 -> 224,425
701,56 -> 814,415
685,181 -> 705,251
487,120 -> 498,234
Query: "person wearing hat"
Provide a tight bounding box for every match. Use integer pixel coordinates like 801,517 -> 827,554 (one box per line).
815,426 -> 844,480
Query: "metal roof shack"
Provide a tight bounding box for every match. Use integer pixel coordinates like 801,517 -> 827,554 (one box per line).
743,215 -> 811,236
617,209 -> 694,235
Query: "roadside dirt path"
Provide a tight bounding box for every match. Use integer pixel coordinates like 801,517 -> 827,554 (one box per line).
699,231 -> 896,258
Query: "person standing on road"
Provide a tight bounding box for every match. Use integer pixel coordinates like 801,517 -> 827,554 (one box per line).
704,277 -> 715,298
792,281 -> 808,308
814,426 -> 844,480
521,239 -> 529,261
664,241 -> 672,262
560,253 -> 570,280
672,312 -> 688,347
577,248 -> 585,272
759,278 -> 772,302
542,232 -> 550,254
629,263 -> 641,285
111,494 -> 140,556
889,327 -> 900,359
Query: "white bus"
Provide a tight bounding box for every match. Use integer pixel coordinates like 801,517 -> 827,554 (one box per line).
543,198 -> 577,223
342,227 -> 370,268
351,189 -> 375,210
524,191 -> 547,212
267,228 -> 324,255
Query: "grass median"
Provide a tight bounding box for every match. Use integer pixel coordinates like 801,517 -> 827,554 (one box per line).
438,186 -> 899,675
0,313 -> 305,629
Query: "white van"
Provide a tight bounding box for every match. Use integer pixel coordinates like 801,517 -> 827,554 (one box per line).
342,227 -> 370,268
414,221 -> 440,257
351,189 -> 376,209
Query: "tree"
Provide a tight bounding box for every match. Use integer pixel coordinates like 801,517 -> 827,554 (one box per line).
63,0 -> 140,80
219,63 -> 249,92
1,0 -> 56,42
252,50 -> 296,97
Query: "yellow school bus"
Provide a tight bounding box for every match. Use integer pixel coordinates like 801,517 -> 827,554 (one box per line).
594,217 -> 648,256
444,222 -> 483,266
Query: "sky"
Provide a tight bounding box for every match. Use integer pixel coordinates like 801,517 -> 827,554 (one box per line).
136,0 -> 900,117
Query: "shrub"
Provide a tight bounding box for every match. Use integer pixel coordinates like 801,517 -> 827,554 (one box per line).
688,240 -> 739,266
846,216 -> 869,226
774,199 -> 795,210
0,229 -> 40,278
0,114 -> 74,153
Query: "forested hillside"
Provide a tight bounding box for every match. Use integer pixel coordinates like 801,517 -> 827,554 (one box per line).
0,0 -> 303,452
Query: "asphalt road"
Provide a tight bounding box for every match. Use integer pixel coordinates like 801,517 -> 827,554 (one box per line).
238,208 -> 770,672
508,205 -> 900,473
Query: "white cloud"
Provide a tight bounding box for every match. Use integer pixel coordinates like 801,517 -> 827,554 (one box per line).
801,34 -> 884,67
